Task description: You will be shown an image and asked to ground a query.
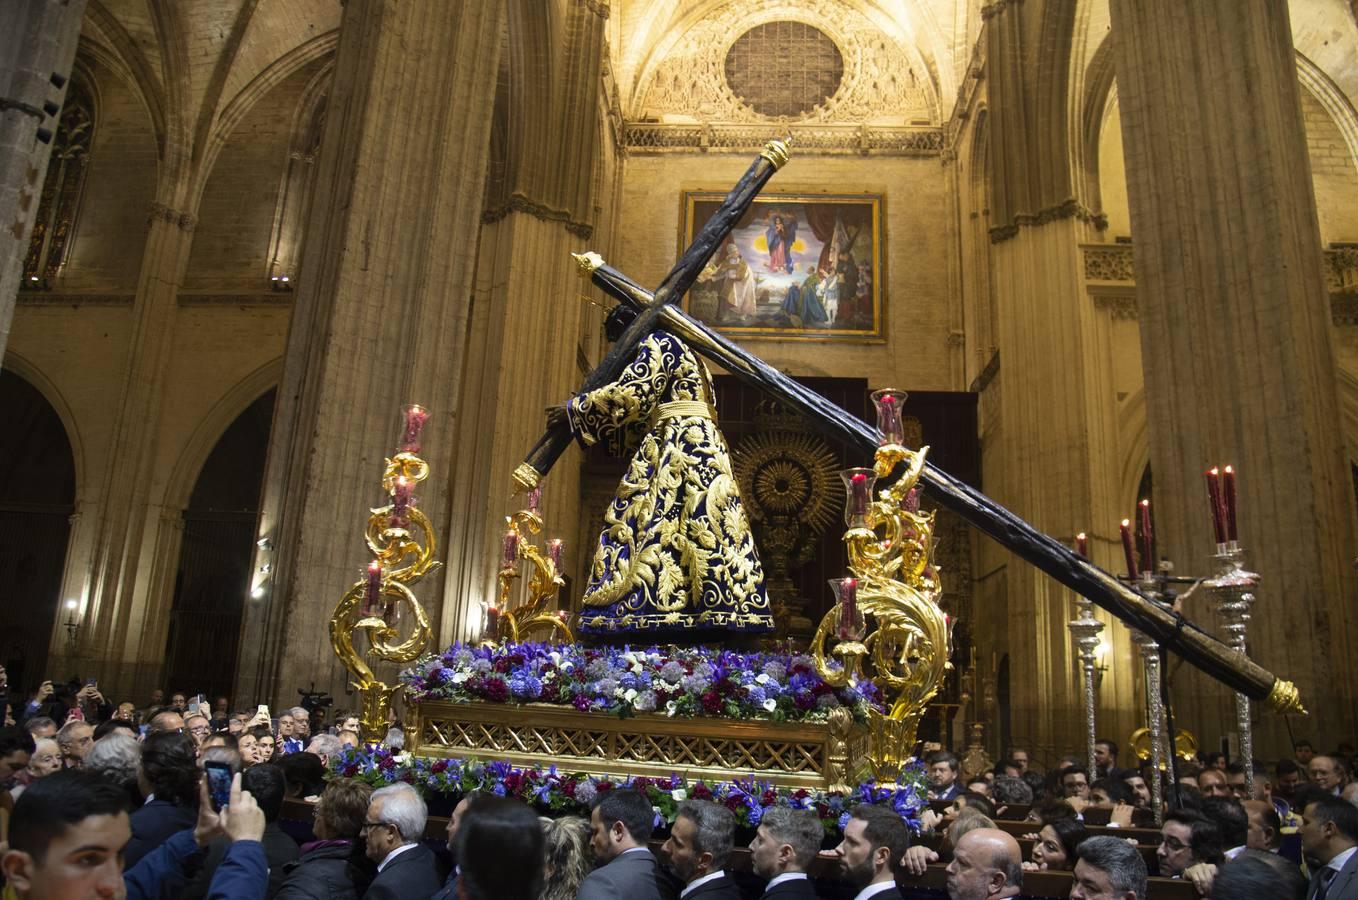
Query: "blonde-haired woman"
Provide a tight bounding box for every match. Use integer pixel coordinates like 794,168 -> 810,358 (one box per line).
539,815 -> 591,900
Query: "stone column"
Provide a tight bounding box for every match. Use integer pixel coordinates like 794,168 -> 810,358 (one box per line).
1110,0 -> 1358,752
973,0 -> 1139,759
438,0 -> 609,649
0,0 -> 88,359
237,0 -> 506,708
52,194 -> 197,693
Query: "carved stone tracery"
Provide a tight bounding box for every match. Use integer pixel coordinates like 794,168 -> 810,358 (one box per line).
634,0 -> 937,126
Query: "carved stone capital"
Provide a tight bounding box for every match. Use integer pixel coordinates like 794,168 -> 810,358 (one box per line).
147,201 -> 197,232
481,193 -> 593,239
582,0 -> 609,18
990,199 -> 1106,244
981,0 -> 1024,20
1093,293 -> 1139,320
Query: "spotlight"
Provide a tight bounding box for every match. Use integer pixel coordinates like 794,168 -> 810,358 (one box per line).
250,586 -> 265,599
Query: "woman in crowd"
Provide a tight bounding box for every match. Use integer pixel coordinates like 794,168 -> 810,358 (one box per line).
238,729 -> 261,767
86,730 -> 143,807
1024,817 -> 1089,872
125,731 -> 199,866
539,815 -> 591,900
255,727 -> 277,762
274,778 -> 376,899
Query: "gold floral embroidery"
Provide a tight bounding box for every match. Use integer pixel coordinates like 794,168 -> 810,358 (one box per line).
567,331 -> 771,633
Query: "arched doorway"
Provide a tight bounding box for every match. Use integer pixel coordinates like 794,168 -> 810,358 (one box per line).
0,371 -> 76,693
163,390 -> 275,700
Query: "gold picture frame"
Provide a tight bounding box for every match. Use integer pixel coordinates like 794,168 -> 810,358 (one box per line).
679,191 -> 884,342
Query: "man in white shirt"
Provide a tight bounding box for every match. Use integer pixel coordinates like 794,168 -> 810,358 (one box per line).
1311,757 -> 1351,797
833,805 -> 910,900
749,807 -> 822,900
661,799 -> 740,900
1301,797 -> 1358,899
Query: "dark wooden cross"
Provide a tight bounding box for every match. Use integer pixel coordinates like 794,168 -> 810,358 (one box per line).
515,143 -> 1297,712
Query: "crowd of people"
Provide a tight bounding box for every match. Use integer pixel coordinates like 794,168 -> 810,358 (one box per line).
0,668 -> 1355,899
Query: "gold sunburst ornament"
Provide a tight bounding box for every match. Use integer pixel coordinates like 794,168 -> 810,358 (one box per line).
812,389 -> 953,781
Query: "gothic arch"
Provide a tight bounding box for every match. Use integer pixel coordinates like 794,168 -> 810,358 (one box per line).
1077,33 -> 1117,218
81,1 -> 167,151
163,359 -> 284,513
0,352 -> 87,497
1296,51 -> 1358,173
198,31 -> 339,204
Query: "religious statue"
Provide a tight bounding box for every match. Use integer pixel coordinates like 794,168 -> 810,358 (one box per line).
547,305 -> 772,639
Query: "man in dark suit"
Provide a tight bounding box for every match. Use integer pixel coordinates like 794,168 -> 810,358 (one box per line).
833,805 -> 910,900
927,751 -> 963,802
456,795 -> 546,900
360,783 -> 445,900
577,788 -> 666,900
661,799 -> 740,900
1301,797 -> 1358,899
749,806 -> 822,899
430,792 -> 478,900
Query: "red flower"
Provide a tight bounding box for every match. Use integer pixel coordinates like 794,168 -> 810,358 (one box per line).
761,789 -> 777,806
343,764 -> 360,777
596,781 -> 614,793
379,756 -> 397,770
692,783 -> 713,800
431,760 -> 449,774
700,691 -> 722,714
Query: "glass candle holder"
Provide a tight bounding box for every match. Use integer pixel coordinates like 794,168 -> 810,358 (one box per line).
399,404 -> 429,454
871,388 -> 908,446
547,539 -> 564,571
829,577 -> 867,641
525,485 -> 542,516
501,531 -> 519,568
839,467 -> 877,528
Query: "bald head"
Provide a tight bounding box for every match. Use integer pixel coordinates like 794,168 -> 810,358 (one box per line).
946,828 -> 1023,899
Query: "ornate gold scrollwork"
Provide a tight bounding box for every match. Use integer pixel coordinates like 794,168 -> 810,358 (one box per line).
494,506 -> 575,645
812,441 -> 952,781
330,450 -> 441,743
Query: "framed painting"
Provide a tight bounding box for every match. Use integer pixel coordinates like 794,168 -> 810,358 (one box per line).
678,191 -> 884,341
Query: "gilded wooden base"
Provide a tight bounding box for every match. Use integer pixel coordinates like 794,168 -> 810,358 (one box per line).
407,700 -> 868,791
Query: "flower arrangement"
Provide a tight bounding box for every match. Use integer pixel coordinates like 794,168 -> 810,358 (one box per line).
399,642 -> 883,724
330,745 -> 928,834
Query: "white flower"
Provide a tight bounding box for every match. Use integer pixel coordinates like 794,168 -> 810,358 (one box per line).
666,700 -> 678,718
549,651 -> 562,665
671,788 -> 688,801
614,687 -> 625,697
624,688 -> 639,702
763,698 -> 777,712
395,752 -> 411,764
756,673 -> 771,685
452,672 -> 469,684
561,661 -> 573,672
543,671 -> 556,682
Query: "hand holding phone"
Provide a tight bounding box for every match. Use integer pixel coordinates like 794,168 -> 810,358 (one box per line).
204,760 -> 233,812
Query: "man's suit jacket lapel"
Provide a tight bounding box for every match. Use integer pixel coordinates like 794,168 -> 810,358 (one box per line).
1328,852 -> 1358,898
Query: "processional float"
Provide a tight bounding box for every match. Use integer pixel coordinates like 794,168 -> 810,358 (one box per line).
331,140 -> 1304,783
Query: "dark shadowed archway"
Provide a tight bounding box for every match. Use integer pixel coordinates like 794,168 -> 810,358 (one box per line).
0,370 -> 76,694
163,389 -> 275,701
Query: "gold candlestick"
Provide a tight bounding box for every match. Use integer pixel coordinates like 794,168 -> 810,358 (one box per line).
813,435 -> 952,781
330,410 -> 441,745
490,497 -> 575,645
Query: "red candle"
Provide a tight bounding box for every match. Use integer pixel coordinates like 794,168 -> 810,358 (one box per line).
902,486 -> 920,514
363,561 -> 382,616
1075,532 -> 1087,557
400,404 -> 429,453
501,531 -> 519,568
1205,467 -> 1227,545
547,539 -> 564,570
872,389 -> 906,446
849,473 -> 869,517
1139,498 -> 1153,572
525,485 -> 542,515
837,577 -> 858,640
391,476 -> 412,526
484,606 -> 500,640
1119,519 -> 1139,580
1222,465 -> 1238,542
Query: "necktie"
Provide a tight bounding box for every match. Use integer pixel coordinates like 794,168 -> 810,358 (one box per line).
1316,866 -> 1337,900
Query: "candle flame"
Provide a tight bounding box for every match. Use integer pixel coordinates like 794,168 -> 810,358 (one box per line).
1209,466 -> 1219,476
1120,518 -> 1130,527
368,560 -> 381,573
1139,498 -> 1150,508
1076,532 -> 1086,541
1223,464 -> 1234,474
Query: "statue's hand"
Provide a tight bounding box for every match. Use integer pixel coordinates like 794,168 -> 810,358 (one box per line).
546,403 -> 569,430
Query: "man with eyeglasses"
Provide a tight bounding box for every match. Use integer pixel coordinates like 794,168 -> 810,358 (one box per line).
362,782 -> 445,899
1156,809 -> 1223,878
184,713 -> 212,749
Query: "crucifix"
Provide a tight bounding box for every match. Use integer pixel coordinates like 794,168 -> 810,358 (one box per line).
511,141 -> 1303,714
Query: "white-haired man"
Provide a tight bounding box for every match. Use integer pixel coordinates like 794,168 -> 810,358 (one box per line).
362,783 -> 445,899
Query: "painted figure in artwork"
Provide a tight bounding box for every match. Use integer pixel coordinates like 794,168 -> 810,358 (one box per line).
546,306 -> 772,639
779,262 -> 829,327
764,212 -> 797,273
